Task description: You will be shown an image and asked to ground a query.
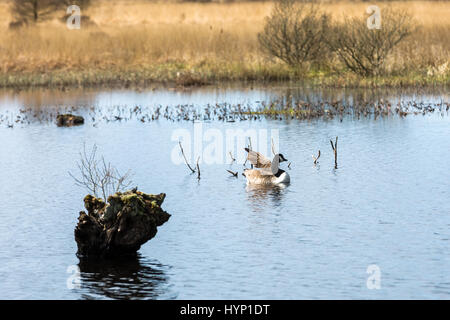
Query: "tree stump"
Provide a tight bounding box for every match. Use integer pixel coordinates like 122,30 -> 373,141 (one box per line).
56,114 -> 84,127
74,189 -> 171,258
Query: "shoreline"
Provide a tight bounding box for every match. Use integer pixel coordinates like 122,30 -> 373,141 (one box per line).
1,1 -> 448,90
1,67 -> 449,91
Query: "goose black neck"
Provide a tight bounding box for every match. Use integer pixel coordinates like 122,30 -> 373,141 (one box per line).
274,169 -> 285,177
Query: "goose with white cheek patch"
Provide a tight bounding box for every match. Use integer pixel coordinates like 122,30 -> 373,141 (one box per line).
243,148 -> 290,185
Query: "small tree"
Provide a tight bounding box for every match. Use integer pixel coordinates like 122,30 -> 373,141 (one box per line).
11,0 -> 93,23
328,7 -> 415,76
258,0 -> 330,67
11,0 -> 60,23
69,144 -> 133,200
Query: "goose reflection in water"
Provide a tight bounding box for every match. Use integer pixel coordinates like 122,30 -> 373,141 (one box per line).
245,183 -> 288,212
76,254 -> 174,300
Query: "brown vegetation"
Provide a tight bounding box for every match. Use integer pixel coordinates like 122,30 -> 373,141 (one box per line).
0,0 -> 448,88
258,1 -> 330,67
328,7 -> 415,76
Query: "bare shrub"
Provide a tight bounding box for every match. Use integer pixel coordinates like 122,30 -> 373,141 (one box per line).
11,0 -> 60,23
328,7 -> 415,76
258,0 -> 331,67
69,144 -> 133,200
11,0 -> 93,24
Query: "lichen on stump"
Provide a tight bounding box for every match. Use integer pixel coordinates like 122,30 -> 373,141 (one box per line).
75,189 -> 170,258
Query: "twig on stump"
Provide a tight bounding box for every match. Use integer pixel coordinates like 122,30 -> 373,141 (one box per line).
179,140 -> 196,173
312,150 -> 321,165
330,137 -> 338,169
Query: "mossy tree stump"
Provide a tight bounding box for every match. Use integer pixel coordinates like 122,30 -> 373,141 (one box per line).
75,189 -> 171,258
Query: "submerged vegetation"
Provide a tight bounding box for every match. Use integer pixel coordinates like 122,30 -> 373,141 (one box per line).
1,98 -> 448,128
0,0 -> 449,88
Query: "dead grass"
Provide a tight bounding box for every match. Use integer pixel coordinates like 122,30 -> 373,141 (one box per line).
0,0 -> 448,87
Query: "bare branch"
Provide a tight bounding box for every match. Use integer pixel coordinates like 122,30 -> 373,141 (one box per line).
330,137 -> 338,169
69,143 -> 133,200
196,156 -> 201,180
229,151 -> 236,163
179,140 -> 196,173
312,150 -> 321,165
226,169 -> 238,177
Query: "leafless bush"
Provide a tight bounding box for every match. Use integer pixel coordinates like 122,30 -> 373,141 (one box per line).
11,0 -> 93,23
328,7 -> 415,76
69,144 -> 133,200
258,0 -> 331,67
11,0 -> 60,23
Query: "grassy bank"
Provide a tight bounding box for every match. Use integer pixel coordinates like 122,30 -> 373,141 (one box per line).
1,0 -> 449,89
1,63 -> 448,89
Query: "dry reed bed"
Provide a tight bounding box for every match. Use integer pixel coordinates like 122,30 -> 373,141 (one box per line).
0,1 -> 449,87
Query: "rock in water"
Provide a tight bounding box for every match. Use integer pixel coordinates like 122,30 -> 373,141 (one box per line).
75,189 -> 171,258
56,114 -> 84,127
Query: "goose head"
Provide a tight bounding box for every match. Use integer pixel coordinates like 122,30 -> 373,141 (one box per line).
277,153 -> 288,162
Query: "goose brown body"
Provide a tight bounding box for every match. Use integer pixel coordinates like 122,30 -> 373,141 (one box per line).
243,148 -> 290,185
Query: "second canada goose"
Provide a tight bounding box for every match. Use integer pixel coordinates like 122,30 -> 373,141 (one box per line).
243,148 -> 290,185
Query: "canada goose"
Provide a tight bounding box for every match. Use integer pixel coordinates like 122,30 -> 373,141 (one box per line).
243,148 -> 290,185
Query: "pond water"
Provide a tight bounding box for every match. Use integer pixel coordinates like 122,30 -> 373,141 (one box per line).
0,85 -> 449,299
